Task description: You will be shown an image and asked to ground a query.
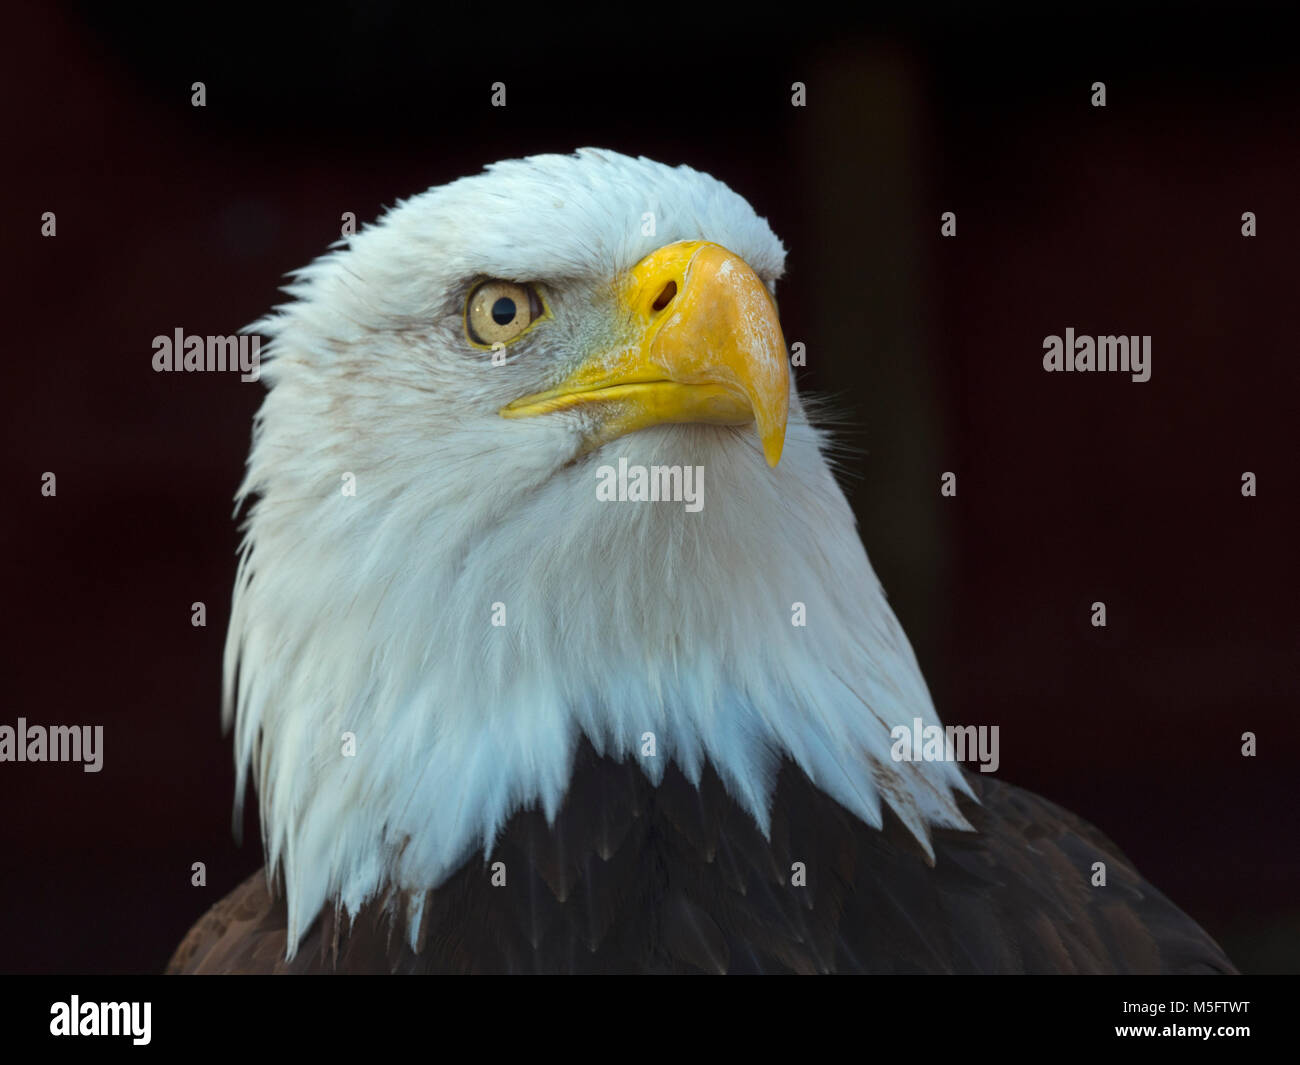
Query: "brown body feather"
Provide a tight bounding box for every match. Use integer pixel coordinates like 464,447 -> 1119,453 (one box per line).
169,741 -> 1234,974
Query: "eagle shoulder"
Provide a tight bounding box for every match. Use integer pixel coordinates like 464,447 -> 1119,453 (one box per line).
169,743 -> 1235,974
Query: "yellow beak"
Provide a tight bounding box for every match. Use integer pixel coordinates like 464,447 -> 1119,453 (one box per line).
500,240 -> 789,467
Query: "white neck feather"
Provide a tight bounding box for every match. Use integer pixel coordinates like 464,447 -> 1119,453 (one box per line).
225,389 -> 972,956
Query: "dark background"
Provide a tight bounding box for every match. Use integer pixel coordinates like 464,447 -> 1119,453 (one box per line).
2,2 -> 1296,973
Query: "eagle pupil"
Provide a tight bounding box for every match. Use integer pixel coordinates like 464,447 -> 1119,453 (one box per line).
491,297 -> 517,325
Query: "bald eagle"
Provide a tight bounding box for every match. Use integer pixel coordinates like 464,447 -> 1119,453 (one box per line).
170,150 -> 1233,974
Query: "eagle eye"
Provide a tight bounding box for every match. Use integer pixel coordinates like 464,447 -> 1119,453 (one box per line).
465,280 -> 545,347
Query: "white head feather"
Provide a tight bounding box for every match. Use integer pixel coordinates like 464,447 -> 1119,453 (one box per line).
224,148 -> 973,956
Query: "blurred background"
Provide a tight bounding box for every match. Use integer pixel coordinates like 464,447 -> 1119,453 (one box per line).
2,2 -> 1296,973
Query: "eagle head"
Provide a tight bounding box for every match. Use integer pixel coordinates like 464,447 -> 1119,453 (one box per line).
226,149 -> 971,954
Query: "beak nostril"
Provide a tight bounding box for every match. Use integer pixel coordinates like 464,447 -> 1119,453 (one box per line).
651,280 -> 677,312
